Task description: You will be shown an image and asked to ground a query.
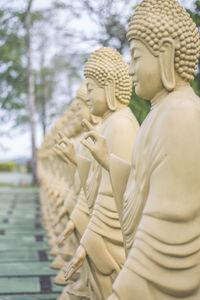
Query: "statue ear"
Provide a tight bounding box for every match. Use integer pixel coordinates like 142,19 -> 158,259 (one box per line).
159,38 -> 175,91
104,78 -> 117,111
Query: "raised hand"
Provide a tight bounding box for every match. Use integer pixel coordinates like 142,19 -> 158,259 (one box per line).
81,130 -> 109,170
56,131 -> 77,165
63,245 -> 86,281
57,220 -> 75,246
81,118 -> 94,132
53,144 -> 69,164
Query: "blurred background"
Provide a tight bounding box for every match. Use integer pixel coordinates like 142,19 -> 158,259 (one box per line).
0,0 -> 199,186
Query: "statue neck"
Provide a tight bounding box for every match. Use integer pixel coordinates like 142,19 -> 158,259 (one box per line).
150,89 -> 169,109
151,77 -> 190,109
102,110 -> 113,121
102,102 -> 126,120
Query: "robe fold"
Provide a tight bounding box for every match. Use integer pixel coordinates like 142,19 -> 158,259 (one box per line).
81,107 -> 139,300
109,87 -> 200,299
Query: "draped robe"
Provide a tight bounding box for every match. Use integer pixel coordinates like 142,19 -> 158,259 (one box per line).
80,107 -> 139,300
108,86 -> 200,300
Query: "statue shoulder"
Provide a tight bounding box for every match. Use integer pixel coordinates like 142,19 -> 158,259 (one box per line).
154,92 -> 200,151
105,108 -> 139,134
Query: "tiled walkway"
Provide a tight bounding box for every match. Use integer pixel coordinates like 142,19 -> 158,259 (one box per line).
0,188 -> 63,300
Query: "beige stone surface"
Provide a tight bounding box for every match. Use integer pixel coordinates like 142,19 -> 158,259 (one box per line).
107,0 -> 200,299
63,47 -> 139,300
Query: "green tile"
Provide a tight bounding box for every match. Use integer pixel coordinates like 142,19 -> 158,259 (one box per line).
0,236 -> 35,242
0,210 -> 12,214
3,232 -> 44,238
0,224 -> 40,230
5,229 -> 45,235
0,241 -> 49,251
0,277 -> 40,293
0,207 -> 10,210
50,276 -> 65,292
0,262 -> 58,276
48,254 -> 54,261
11,214 -> 38,219
0,250 -> 39,262
0,294 -> 60,300
9,220 -> 37,226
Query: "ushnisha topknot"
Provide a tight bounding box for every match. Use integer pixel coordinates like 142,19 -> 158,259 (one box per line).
84,47 -> 132,105
127,0 -> 200,82
76,80 -> 87,102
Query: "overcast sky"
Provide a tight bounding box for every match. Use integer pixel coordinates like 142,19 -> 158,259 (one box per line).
0,0 -> 196,161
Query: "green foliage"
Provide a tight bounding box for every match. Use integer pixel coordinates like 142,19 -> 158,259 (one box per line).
0,162 -> 16,172
191,73 -> 200,97
129,88 -> 151,125
187,1 -> 200,97
0,9 -> 27,113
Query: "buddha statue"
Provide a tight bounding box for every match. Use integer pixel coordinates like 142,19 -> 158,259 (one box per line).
40,119 -> 70,246
54,84 -> 101,300
53,82 -> 98,299
104,0 -> 200,299
45,109 -> 77,252
63,47 -> 139,300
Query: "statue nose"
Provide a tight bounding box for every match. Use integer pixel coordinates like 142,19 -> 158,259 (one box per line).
86,98 -> 90,105
129,62 -> 135,76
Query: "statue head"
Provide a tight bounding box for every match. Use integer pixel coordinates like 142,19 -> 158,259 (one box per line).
67,98 -> 82,136
127,0 -> 200,99
75,81 -> 91,123
84,47 -> 132,116
76,80 -> 100,125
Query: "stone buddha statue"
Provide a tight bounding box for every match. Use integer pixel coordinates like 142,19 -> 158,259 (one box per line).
55,83 -> 101,300
104,0 -> 200,299
63,47 -> 139,300
38,117 -> 73,258
52,82 -> 99,298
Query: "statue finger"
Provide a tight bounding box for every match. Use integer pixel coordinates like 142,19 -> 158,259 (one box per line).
58,138 -> 68,146
82,118 -> 94,131
57,131 -> 65,139
64,268 -> 75,281
63,262 -> 73,276
81,139 -> 95,152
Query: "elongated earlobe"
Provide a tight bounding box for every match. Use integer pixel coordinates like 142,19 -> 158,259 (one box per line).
159,38 -> 175,91
105,78 -> 117,111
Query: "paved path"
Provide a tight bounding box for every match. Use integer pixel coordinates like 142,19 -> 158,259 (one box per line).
0,188 -> 63,300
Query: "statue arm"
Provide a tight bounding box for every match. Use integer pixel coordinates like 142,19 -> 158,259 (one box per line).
76,154 -> 91,194
109,154 -> 131,218
104,117 -> 136,214
104,116 -> 137,163
57,220 -> 75,245
145,105 -> 200,220
81,116 -> 137,171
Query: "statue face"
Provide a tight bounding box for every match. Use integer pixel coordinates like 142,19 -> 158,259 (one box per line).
86,78 -> 108,117
76,98 -> 90,122
67,101 -> 81,135
129,39 -> 163,100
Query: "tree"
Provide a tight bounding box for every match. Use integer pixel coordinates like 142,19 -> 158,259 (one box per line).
0,8 -> 27,116
187,1 -> 200,97
52,0 -> 151,124
25,0 -> 38,185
